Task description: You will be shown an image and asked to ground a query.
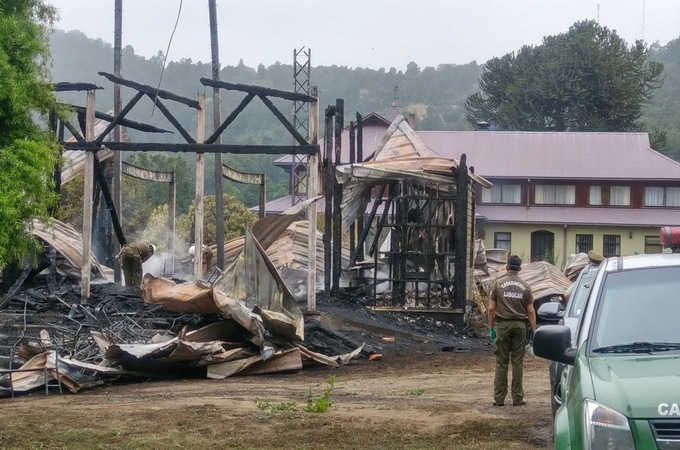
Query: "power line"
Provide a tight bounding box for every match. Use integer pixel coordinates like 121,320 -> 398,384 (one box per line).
152,0 -> 183,116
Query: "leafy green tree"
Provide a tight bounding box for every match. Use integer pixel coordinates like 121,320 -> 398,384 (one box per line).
176,194 -> 258,247
465,20 -> 664,132
0,0 -> 60,266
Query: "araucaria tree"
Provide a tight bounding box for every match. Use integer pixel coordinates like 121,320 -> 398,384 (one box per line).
465,20 -> 664,131
0,0 -> 60,266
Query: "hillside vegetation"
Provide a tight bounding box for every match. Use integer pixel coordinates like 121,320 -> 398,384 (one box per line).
49,29 -> 680,213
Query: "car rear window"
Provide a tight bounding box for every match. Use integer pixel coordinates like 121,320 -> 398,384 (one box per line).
591,266 -> 680,350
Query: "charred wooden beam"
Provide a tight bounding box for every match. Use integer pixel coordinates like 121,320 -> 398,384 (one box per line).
93,152 -> 126,246
200,78 -> 316,103
221,164 -> 264,185
122,162 -> 174,182
323,105 -> 335,294
53,82 -> 103,92
356,112 -> 365,262
62,101 -> 171,135
93,91 -> 166,145
258,95 -> 309,146
63,142 -> 317,155
205,93 -> 255,144
453,154 -> 468,310
62,119 -> 84,143
349,121 -> 356,259
332,99 -> 344,293
99,71 -> 200,109
348,184 -> 387,269
144,94 -> 195,143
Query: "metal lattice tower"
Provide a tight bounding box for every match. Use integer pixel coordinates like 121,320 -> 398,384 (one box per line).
291,47 -> 311,205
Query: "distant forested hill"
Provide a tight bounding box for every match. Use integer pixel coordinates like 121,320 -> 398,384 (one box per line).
48,29 -> 483,206
49,29 -> 680,204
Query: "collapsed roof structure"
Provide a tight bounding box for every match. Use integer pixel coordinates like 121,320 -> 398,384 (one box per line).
335,116 -> 491,324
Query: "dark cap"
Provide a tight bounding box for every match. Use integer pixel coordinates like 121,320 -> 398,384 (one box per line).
507,255 -> 522,270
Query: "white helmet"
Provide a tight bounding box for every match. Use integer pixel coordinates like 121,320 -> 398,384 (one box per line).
149,244 -> 156,254
188,245 -> 196,257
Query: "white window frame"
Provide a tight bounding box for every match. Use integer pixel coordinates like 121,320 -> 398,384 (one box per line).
535,185 -> 575,205
482,184 -> 521,204
645,187 -> 680,207
609,186 -> 630,206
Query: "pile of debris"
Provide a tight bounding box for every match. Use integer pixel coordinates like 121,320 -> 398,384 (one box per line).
0,276 -> 371,398
2,198 -> 487,398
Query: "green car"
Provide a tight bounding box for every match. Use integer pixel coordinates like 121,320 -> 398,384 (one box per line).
534,252 -> 680,449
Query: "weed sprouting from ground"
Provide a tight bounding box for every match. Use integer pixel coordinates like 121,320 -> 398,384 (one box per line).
408,387 -> 425,396
304,374 -> 336,413
253,375 -> 337,415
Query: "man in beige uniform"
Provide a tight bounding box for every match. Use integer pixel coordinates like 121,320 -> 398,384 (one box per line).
488,255 -> 536,406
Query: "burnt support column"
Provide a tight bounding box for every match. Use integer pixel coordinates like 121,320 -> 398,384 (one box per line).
348,121 -> 356,259
323,106 -> 335,295
453,154 -> 469,310
332,99 -> 344,293
355,112 -> 364,262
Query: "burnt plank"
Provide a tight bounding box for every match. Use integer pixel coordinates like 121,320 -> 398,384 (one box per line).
63,142 -> 318,155
258,94 -> 308,146
200,78 -> 316,103
205,93 -> 255,144
53,82 -> 103,92
145,94 -> 196,143
98,71 -> 200,109
62,102 -> 171,135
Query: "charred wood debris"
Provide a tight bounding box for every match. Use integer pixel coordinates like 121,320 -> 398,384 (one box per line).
0,262 -> 477,398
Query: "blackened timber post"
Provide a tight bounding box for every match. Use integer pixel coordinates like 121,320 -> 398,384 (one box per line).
259,176 -> 266,218
168,175 -> 176,274
81,90 -> 96,303
355,112 -> 364,262
348,184 -> 386,269
323,105 -> 335,294
113,0 -> 123,283
209,0 -> 225,270
306,86 -> 320,311
453,154 -> 469,310
349,121 -> 356,259
193,94 -> 206,281
332,99 -> 344,293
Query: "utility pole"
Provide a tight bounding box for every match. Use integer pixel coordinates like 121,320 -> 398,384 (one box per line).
113,0 -> 123,283
209,0 -> 225,269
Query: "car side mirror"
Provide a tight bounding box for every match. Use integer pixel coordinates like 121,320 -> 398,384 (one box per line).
533,325 -> 576,366
537,301 -> 565,321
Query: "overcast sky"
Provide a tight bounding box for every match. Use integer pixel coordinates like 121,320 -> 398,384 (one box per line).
49,0 -> 680,70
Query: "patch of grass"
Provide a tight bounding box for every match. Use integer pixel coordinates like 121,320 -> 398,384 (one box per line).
255,397 -> 299,413
408,387 -> 426,396
304,374 -> 336,413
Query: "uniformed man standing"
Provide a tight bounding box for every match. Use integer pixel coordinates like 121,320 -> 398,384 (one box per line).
116,241 -> 155,288
488,255 -> 536,406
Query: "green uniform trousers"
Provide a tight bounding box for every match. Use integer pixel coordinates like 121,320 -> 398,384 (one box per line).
121,246 -> 143,288
493,319 -> 528,405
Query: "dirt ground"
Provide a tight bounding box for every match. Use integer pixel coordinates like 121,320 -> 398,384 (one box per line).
0,343 -> 554,450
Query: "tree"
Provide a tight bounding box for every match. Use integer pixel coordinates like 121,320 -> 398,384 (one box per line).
0,0 -> 60,266
465,20 -> 664,132
175,194 -> 258,247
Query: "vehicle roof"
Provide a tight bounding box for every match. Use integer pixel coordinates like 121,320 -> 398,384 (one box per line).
601,252 -> 680,272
